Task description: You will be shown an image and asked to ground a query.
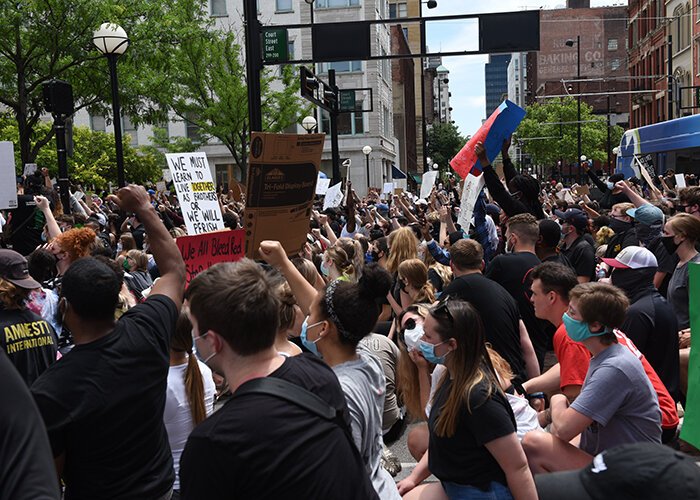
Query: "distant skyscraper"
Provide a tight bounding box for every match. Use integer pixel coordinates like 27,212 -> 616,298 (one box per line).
484,54 -> 511,116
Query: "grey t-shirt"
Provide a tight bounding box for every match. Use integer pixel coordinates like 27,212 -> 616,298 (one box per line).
333,347 -> 401,500
358,334 -> 401,433
571,343 -> 661,456
667,253 -> 700,329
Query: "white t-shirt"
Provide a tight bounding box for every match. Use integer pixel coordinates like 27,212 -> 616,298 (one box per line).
164,359 -> 216,490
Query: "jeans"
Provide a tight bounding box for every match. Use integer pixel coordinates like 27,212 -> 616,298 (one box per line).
442,480 -> 514,500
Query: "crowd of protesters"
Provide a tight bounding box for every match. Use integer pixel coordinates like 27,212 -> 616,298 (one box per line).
1,135 -> 700,499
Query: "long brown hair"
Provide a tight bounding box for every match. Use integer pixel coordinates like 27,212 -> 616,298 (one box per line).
429,298 -> 501,438
398,259 -> 436,303
172,313 -> 207,425
396,304 -> 431,420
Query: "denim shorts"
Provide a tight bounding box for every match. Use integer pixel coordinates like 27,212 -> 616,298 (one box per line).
441,480 -> 514,500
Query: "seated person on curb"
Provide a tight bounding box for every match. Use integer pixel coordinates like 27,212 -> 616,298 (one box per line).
522,283 -> 662,473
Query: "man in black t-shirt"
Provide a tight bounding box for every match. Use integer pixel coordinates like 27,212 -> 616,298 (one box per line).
555,208 -> 595,283
487,214 -> 552,370
442,239 -> 537,384
0,350 -> 60,500
0,249 -> 57,385
180,258 -> 377,500
31,185 -> 186,500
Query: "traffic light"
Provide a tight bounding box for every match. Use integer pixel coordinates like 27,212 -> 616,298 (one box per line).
300,66 -> 320,102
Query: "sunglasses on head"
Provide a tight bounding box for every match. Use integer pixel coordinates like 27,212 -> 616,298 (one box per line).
400,317 -> 416,335
431,297 -> 454,324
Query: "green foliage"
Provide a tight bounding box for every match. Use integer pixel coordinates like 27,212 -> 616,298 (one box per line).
426,122 -> 466,177
517,97 -> 624,167
0,120 -> 162,188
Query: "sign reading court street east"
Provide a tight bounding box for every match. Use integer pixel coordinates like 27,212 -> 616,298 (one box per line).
263,28 -> 288,63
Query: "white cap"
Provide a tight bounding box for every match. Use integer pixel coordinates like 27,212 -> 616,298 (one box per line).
602,246 -> 658,269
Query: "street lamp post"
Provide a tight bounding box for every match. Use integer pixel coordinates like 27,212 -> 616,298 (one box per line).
93,23 -> 129,188
362,145 -> 372,191
301,115 -> 317,134
419,0 -> 438,173
566,36 -> 582,184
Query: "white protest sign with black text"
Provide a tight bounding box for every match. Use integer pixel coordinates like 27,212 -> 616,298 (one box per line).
316,176 -> 331,195
166,152 -> 224,235
323,182 -> 344,210
457,174 -> 485,230
0,142 -> 18,210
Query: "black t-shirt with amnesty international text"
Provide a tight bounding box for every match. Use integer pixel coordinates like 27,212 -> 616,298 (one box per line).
428,377 -> 516,488
179,354 -> 379,500
442,274 -> 526,384
0,307 -> 57,386
31,295 -> 178,500
0,349 -> 60,500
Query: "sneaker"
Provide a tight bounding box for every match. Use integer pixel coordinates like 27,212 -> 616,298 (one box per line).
380,445 -> 402,477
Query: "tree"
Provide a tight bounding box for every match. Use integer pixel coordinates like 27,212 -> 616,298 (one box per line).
516,97 -> 624,168
0,0 -> 211,168
426,122 -> 466,177
145,29 -> 311,182
0,116 -> 162,189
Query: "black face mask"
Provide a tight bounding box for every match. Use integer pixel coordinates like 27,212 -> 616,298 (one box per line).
611,267 -> 655,298
661,235 -> 680,255
609,218 -> 632,234
635,223 -> 662,246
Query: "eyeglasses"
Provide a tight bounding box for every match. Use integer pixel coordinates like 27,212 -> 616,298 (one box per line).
431,297 -> 454,325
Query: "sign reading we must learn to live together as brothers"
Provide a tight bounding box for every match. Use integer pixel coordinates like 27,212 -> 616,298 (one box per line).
166,152 -> 224,235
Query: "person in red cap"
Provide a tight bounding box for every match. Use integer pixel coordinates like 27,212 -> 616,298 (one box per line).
0,249 -> 57,385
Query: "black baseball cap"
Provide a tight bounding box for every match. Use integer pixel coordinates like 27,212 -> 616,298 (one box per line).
539,219 -> 563,248
536,442 -> 700,500
0,249 -> 41,289
554,208 -> 589,232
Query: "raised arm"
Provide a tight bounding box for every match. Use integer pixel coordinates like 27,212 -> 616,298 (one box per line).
259,240 -> 318,315
582,162 -> 608,192
35,195 -> 61,241
615,180 -> 647,208
108,185 -> 186,307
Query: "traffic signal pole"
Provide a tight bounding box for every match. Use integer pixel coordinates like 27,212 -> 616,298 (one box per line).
244,0 -> 263,133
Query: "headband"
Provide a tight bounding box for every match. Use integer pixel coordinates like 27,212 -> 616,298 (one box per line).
324,280 -> 351,339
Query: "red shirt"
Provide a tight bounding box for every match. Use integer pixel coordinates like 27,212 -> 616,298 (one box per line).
615,330 -> 679,429
553,323 -> 590,390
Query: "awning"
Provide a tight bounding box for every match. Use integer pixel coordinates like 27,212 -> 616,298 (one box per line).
616,114 -> 700,177
392,165 -> 407,179
412,174 -> 422,183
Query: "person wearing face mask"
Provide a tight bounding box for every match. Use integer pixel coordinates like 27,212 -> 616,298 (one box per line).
677,186 -> 700,220
555,208 -> 596,283
581,164 -> 630,210
487,213 -> 551,371
602,202 -> 637,259
320,244 -> 356,283
522,283 -> 662,473
397,298 -> 538,500
662,213 -> 700,331
259,240 -> 400,500
602,246 -> 681,403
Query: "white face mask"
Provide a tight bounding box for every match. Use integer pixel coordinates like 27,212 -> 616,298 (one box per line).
404,323 -> 425,352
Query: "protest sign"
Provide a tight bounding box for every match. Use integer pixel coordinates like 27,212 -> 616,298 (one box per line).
166,152 -> 224,235
156,181 -> 167,192
680,263 -> 700,449
323,182 -> 344,210
244,133 -> 325,258
573,184 -> 590,197
675,174 -> 687,188
316,177 -> 331,195
176,229 -> 245,285
634,154 -> 656,188
450,100 -> 526,178
457,174 -> 486,230
23,163 -> 38,177
0,142 -> 18,210
383,182 -> 395,194
420,171 -> 438,200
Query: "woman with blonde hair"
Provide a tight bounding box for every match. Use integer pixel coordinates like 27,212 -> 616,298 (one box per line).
398,259 -> 436,305
386,227 -> 419,275
123,249 -> 153,301
320,243 -> 357,282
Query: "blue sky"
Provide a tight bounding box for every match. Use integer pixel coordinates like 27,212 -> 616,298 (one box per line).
424,1 -> 628,137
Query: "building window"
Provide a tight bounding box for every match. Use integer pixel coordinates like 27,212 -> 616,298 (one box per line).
90,115 -> 106,132
122,116 -> 138,146
402,27 -> 409,40
288,40 -> 295,60
316,0 -> 360,8
611,58 -> 621,71
321,100 -> 364,135
607,38 -> 618,51
276,0 -> 292,12
210,0 -> 227,16
185,114 -> 202,143
389,2 -> 407,18
319,60 -> 362,73
383,105 -> 391,137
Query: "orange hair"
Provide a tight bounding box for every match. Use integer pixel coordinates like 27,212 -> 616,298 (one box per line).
54,227 -> 97,262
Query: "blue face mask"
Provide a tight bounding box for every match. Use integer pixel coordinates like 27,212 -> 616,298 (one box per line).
300,317 -> 324,357
606,181 -> 615,190
419,339 -> 449,365
562,312 -> 607,342
320,260 -> 330,277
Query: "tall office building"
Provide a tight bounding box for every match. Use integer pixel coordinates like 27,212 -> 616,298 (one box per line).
484,54 -> 511,116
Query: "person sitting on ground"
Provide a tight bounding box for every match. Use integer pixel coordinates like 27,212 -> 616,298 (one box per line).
522,283 -> 662,473
123,249 -> 153,302
397,298 -> 538,500
274,282 -> 303,357
555,208 -> 596,283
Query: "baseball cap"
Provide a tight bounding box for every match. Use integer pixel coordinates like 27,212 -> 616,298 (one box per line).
0,249 -> 41,289
535,442 -> 700,500
554,208 -> 588,232
539,219 -> 564,248
626,203 -> 664,226
602,245 -> 657,269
